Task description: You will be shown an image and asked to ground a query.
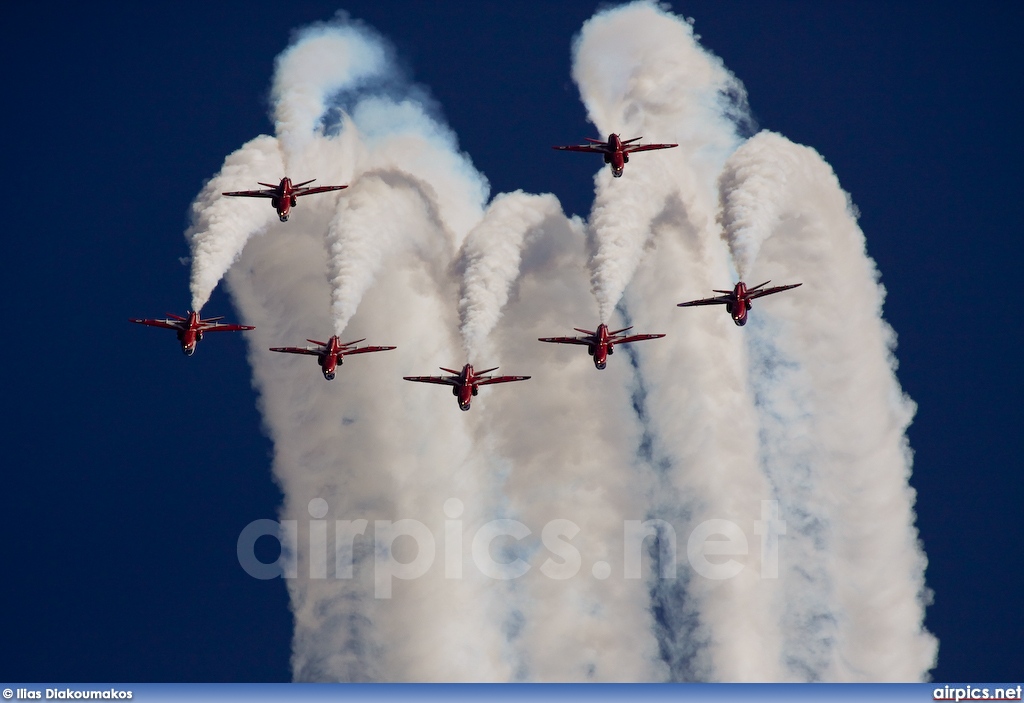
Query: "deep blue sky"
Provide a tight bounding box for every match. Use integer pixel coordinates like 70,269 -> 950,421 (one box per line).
2,1 -> 1020,682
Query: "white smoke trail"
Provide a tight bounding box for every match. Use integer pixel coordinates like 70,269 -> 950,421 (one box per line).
324,97 -> 489,337
271,19 -> 387,168
718,132 -> 802,279
186,135 -> 282,312
327,170 -> 450,337
731,132 -> 937,680
456,190 -> 564,362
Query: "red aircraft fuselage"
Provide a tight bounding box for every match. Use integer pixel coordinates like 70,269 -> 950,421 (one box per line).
269,177 -> 299,222
452,364 -> 482,411
604,134 -> 628,177
313,335 -> 386,380
317,336 -> 342,380
590,324 -> 615,369
726,282 -> 753,326
178,311 -> 202,355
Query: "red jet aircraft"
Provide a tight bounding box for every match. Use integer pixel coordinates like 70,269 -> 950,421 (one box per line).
553,134 -> 678,177
223,177 -> 348,222
403,364 -> 530,411
539,323 -> 665,370
129,311 -> 254,356
677,281 -> 802,326
269,335 -> 396,380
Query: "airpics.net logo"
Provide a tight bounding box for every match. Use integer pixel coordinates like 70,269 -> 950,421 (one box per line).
236,499 -> 787,598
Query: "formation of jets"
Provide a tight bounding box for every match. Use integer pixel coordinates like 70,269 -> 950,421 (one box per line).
135,135 -> 803,410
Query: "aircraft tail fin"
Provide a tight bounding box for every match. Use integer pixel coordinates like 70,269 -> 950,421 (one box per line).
622,136 -> 643,144
257,182 -> 278,189
573,327 -> 596,336
440,367 -> 462,375
306,339 -> 328,347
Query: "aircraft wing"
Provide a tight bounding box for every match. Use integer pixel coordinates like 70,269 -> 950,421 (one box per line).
553,143 -> 609,153
476,375 -> 531,386
269,346 -> 322,356
748,282 -> 803,300
538,336 -> 592,346
339,345 -> 397,356
295,185 -> 349,197
222,188 -> 277,198
624,143 -> 678,153
403,375 -> 459,386
615,333 -> 666,344
129,317 -> 184,330
197,321 -> 255,332
677,294 -> 733,307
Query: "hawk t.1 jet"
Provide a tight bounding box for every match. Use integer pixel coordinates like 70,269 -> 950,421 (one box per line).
677,281 -> 802,326
403,364 -> 530,411
129,311 -> 254,356
223,177 -> 348,222
552,134 -> 677,177
539,323 -> 665,369
269,335 -> 396,380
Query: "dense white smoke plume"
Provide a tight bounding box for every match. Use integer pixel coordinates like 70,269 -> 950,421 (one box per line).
180,1 -> 934,683
187,135 -> 282,312
718,132 -> 802,279
456,191 -> 564,362
271,23 -> 386,167
726,131 -> 938,679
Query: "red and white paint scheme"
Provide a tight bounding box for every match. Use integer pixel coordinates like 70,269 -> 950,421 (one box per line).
677,280 -> 803,326
222,177 -> 348,222
552,133 -> 677,177
539,323 -> 665,370
269,335 -> 396,380
403,364 -> 530,411
129,311 -> 254,356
